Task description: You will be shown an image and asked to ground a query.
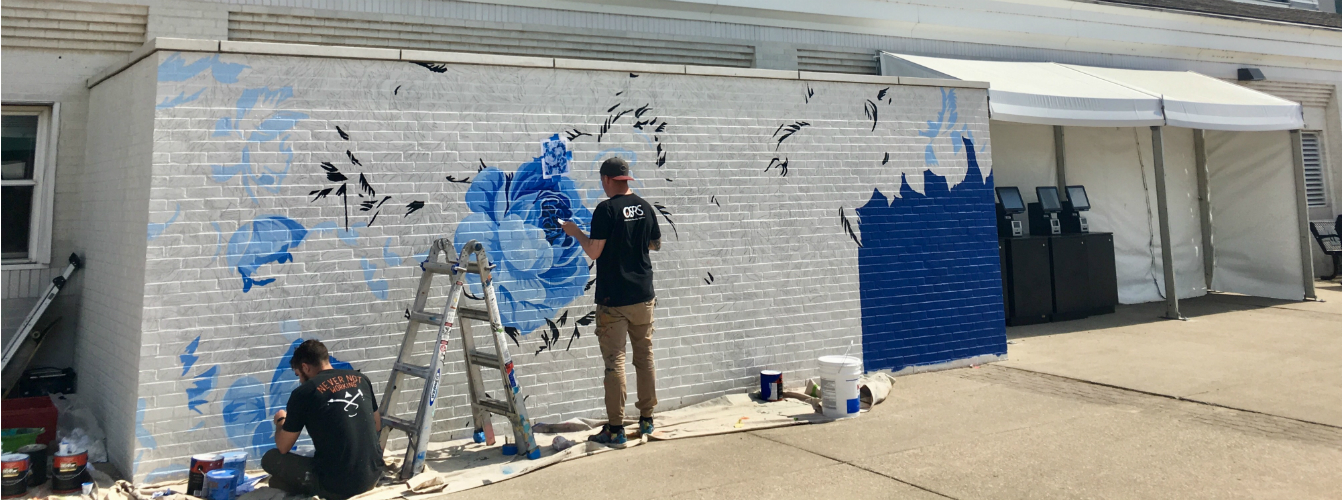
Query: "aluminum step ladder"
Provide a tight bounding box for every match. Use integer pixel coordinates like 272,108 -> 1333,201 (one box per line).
2,253 -> 83,397
377,238 -> 540,480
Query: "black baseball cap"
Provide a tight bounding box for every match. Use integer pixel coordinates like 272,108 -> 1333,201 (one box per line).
599,157 -> 634,181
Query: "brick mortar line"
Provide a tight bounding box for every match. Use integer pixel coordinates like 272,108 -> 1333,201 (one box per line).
991,365 -> 1342,431
747,433 -> 961,500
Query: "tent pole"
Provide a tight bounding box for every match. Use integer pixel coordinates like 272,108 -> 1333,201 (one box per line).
1289,130 -> 1318,300
1151,126 -> 1183,320
1193,130 -> 1215,291
1054,125 -> 1068,190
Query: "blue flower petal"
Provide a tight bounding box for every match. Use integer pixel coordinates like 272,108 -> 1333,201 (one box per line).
465,168 -> 509,222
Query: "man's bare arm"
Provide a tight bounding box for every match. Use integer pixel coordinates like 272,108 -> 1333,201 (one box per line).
561,220 -> 605,260
649,239 -> 661,251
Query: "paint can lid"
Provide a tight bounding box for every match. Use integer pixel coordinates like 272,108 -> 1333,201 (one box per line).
192,453 -> 223,461
760,370 -> 782,376
205,469 -> 236,479
15,444 -> 46,453
1,453 -> 28,461
219,451 -> 247,460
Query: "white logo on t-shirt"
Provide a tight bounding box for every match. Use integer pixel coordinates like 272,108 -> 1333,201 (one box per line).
623,205 -> 645,218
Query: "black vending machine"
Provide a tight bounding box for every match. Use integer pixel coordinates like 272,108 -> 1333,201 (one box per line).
997,186 -> 1053,326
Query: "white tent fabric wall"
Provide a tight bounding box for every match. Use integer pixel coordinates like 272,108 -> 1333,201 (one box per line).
987,122 -> 1055,198
1205,130 -> 1307,300
986,122 -> 1208,304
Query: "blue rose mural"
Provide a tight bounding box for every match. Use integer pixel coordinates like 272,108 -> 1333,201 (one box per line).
211,87 -> 308,203
221,338 -> 354,462
455,136 -> 592,335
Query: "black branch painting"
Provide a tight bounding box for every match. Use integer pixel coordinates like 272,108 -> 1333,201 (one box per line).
765,157 -> 789,177
773,121 -> 810,150
840,207 -> 863,248
310,126 -> 425,230
864,99 -> 879,131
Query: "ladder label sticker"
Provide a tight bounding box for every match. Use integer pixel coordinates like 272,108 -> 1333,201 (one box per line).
439,340 -> 448,354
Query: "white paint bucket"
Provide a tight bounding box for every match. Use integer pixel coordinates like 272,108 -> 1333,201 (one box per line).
818,355 -> 862,419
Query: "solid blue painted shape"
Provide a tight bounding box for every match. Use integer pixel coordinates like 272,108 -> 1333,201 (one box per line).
857,137 -> 1006,372
226,215 -> 308,292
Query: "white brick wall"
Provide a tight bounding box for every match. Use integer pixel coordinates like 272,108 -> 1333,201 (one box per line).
120,49 -> 993,478
79,56 -> 158,479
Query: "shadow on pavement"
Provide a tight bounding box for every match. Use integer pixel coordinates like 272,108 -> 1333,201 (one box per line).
1005,291 -> 1299,340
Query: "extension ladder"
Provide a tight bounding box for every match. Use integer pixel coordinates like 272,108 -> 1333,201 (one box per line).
377,239 -> 540,480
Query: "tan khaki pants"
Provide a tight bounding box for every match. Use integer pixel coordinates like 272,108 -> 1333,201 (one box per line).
595,299 -> 657,426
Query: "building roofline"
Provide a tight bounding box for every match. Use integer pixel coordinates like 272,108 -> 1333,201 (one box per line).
86,37 -> 989,90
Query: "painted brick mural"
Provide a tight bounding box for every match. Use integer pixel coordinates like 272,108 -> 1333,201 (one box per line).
130,50 -> 1003,479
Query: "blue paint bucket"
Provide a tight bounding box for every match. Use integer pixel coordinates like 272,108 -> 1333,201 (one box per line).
219,451 -> 247,491
205,469 -> 236,500
760,370 -> 783,402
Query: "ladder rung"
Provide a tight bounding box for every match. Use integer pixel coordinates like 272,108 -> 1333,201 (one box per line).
475,398 -> 514,416
467,350 -> 501,370
421,261 -> 490,274
382,415 -> 416,433
457,307 -> 492,322
409,311 -> 443,326
393,361 -> 431,379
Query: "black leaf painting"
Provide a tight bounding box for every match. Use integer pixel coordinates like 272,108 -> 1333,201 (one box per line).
584,278 -> 595,292
477,159 -> 488,172
704,272 -> 715,285
773,121 -> 810,150
877,87 -> 889,101
411,62 -> 449,73
504,326 -> 521,347
445,175 -> 471,184
405,201 -> 425,216
652,202 -> 678,238
805,83 -> 815,103
882,152 -> 890,165
535,318 -> 563,355
629,73 -> 639,78
864,100 -> 879,131
766,157 -> 789,177
710,196 -> 721,207
606,103 -> 622,113
312,128 -> 424,229
840,207 -> 863,248
565,128 -> 592,141
394,85 -> 401,95
557,310 -> 569,327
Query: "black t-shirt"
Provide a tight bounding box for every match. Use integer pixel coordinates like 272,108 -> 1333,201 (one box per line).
589,193 -> 661,307
282,369 -> 384,497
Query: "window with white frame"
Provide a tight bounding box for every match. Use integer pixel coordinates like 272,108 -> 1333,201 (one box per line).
1301,131 -> 1326,208
2,105 -> 57,266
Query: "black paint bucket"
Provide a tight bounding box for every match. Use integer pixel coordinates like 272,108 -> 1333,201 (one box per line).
14,444 -> 46,487
1,453 -> 30,499
51,449 -> 89,494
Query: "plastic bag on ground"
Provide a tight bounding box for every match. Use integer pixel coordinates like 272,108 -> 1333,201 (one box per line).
50,393 -> 108,462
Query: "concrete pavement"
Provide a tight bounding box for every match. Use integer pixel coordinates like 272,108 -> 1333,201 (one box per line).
438,283 -> 1342,500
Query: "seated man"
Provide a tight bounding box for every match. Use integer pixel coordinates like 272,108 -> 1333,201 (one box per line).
264,339 -> 385,499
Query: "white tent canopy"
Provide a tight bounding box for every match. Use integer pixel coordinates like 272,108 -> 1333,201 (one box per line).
879,52 -> 1314,315
880,52 -> 1304,131
1066,65 -> 1306,131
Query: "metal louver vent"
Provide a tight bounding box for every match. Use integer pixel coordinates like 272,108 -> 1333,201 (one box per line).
1302,132 -> 1325,207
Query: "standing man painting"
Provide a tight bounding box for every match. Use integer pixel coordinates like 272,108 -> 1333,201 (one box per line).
265,339 -> 385,499
561,157 -> 662,445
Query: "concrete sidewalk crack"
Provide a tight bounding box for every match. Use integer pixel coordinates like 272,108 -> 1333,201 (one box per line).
748,432 -> 963,500
997,365 -> 1342,431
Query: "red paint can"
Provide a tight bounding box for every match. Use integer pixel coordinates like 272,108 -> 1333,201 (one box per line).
187,454 -> 224,497
51,449 -> 90,494
1,453 -> 30,499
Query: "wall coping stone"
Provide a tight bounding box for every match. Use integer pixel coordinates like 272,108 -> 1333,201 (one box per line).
88,37 -> 989,90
